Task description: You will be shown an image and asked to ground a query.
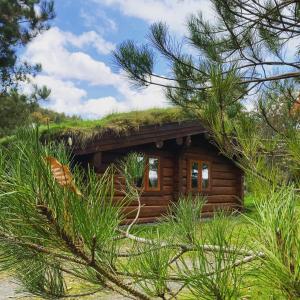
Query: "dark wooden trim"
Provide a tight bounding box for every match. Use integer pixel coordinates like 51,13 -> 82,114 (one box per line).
177,153 -> 183,196
92,152 -> 102,171
176,137 -> 183,145
155,141 -> 164,149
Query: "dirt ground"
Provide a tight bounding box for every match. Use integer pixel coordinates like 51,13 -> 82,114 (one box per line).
0,278 -> 19,299
0,275 -> 129,300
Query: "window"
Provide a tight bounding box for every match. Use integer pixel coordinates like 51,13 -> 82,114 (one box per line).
132,155 -> 161,191
134,155 -> 145,188
145,156 -> 160,191
202,162 -> 209,190
191,161 -> 199,189
189,160 -> 211,192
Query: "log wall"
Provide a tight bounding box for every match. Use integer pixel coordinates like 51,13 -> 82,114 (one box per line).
179,142 -> 243,218
77,134 -> 244,223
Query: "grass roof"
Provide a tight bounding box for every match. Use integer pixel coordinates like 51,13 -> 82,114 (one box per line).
40,107 -> 196,147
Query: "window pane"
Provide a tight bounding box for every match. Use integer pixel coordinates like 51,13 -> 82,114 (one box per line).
134,156 -> 144,188
148,158 -> 159,188
202,163 -> 209,190
191,161 -> 198,189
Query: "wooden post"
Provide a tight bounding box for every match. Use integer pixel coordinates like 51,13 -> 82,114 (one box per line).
155,140 -> 164,149
175,148 -> 185,200
92,152 -> 102,172
185,135 -> 191,147
176,137 -> 183,146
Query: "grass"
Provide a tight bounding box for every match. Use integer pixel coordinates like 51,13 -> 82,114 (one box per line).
39,107 -> 194,147
0,193 -> 284,299
0,107 -> 193,148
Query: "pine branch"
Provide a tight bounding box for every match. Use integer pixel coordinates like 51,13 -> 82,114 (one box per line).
117,229 -> 258,256
37,204 -> 151,300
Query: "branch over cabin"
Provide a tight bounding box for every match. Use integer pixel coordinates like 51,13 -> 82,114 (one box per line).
71,121 -> 244,223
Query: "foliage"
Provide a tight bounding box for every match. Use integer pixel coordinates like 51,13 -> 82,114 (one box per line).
0,129 -> 123,298
179,216 -> 247,300
113,1 -> 300,299
125,231 -> 174,298
117,152 -> 146,190
0,90 -> 37,137
0,88 -> 79,138
0,129 -> 259,299
30,107 -> 81,126
114,0 -> 300,107
248,183 -> 300,299
165,194 -> 204,244
2,0 -> 300,299
0,0 -> 55,92
113,0 -> 300,174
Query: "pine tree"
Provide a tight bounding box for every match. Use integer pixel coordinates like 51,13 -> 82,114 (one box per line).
1,1 -> 300,299
113,6 -> 300,298
114,0 -> 300,173
0,0 -> 55,93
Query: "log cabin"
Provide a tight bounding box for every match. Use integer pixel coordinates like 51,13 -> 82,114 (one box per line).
44,108 -> 244,223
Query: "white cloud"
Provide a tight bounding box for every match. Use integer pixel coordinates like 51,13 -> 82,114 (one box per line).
80,9 -> 118,34
23,0 -> 219,119
65,30 -> 115,55
32,75 -> 87,114
24,27 -> 119,86
32,75 -> 123,118
116,72 -> 169,110
24,27 -> 168,119
32,74 -> 168,119
97,0 -> 213,35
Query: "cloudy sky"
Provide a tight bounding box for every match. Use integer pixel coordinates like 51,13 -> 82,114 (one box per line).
24,0 -> 212,119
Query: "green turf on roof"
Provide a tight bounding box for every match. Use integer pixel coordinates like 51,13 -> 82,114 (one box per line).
40,107 -> 195,147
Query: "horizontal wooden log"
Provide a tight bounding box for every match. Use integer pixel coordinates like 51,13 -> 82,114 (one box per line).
163,159 -> 174,168
164,194 -> 175,202
163,177 -> 174,186
212,179 -> 237,187
211,186 -> 237,195
163,185 -> 173,194
163,167 -> 174,177
212,171 -> 237,180
212,163 -> 237,172
200,212 -> 215,219
119,202 -> 242,224
206,195 -> 238,203
114,189 -> 126,196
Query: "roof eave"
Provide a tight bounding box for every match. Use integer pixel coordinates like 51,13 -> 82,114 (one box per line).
72,120 -> 207,155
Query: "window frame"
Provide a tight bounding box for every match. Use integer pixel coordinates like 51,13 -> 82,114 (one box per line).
188,159 -> 211,192
144,155 -> 161,192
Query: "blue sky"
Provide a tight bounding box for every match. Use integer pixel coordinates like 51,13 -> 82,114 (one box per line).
23,0 -> 212,119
